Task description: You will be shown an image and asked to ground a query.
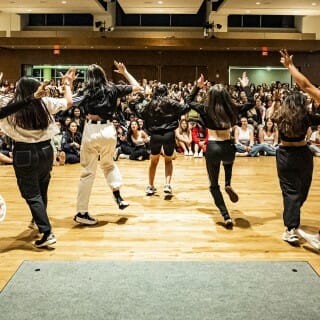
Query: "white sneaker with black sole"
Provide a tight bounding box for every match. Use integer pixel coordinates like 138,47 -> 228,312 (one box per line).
297,228 -> 320,250
34,233 -> 56,248
74,212 -> 98,225
146,186 -> 157,196
282,228 -> 299,245
164,184 -> 172,194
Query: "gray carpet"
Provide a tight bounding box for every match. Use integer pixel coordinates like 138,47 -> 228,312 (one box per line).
0,261 -> 319,320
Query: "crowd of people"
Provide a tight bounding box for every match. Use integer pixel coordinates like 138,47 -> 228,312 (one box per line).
0,50 -> 320,250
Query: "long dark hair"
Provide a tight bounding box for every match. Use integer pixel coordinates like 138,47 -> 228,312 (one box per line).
206,84 -> 237,129
273,90 -> 308,138
8,77 -> 51,130
85,64 -> 108,92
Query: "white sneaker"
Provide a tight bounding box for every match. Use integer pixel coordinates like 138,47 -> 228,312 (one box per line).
184,150 -> 189,156
0,194 -> 6,222
235,152 -> 248,157
188,150 -> 193,156
198,150 -> 203,158
282,229 -> 299,245
193,153 -> 199,158
146,185 -> 157,196
297,228 -> 320,250
164,184 -> 172,194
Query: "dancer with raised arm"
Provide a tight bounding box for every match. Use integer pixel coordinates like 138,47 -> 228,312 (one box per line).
0,69 -> 77,247
72,62 -> 143,225
279,49 -> 320,249
129,84 -> 191,196
185,74 -> 249,228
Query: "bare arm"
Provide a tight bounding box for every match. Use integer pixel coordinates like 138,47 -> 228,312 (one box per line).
59,68 -> 77,108
114,60 -> 143,92
280,49 -> 320,101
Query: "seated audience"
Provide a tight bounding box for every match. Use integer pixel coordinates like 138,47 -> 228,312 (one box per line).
61,121 -> 82,164
175,119 -> 193,156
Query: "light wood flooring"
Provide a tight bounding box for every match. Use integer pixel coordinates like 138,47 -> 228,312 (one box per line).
0,154 -> 319,290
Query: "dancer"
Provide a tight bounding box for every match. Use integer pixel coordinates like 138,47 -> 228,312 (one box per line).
279,49 -> 320,249
0,70 -> 77,247
129,84 -> 191,196
185,74 -> 246,228
72,62 -> 142,225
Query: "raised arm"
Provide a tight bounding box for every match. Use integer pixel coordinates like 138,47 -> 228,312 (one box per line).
59,68 -> 77,108
280,49 -> 320,101
113,60 -> 143,92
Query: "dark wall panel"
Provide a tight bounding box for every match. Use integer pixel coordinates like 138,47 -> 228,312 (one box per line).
1,49 -> 320,86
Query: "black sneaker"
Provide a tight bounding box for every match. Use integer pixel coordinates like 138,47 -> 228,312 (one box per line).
225,186 -> 239,203
74,212 -> 98,225
116,197 -> 129,210
34,232 -> 56,248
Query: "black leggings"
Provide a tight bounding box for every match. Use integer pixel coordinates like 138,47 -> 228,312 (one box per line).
205,140 -> 235,218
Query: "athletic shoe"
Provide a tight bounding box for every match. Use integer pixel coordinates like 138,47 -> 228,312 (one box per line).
34,232 -> 56,248
188,150 -> 193,156
225,186 -> 239,203
224,218 -> 234,229
116,198 -> 129,210
28,219 -> 37,230
193,153 -> 199,158
164,184 -> 172,194
198,150 -> 203,158
74,212 -> 98,225
184,150 -> 189,156
0,194 -> 6,222
297,228 -> 320,250
282,229 -> 299,245
146,185 -> 157,196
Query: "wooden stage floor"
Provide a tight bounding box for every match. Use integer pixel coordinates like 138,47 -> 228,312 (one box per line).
0,154 -> 319,290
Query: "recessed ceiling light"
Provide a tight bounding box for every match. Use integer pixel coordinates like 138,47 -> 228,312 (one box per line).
256,2 -> 261,4
158,1 -> 163,4
312,2 -> 317,6
62,1 -> 67,4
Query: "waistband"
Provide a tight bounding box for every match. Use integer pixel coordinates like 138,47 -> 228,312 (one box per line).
14,139 -> 51,146
86,119 -> 111,125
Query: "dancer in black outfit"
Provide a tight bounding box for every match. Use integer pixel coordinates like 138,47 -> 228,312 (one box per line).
277,49 -> 320,249
185,74 -> 249,228
129,85 -> 191,195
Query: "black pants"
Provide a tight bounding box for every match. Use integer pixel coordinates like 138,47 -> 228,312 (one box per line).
205,140 -> 235,218
13,140 -> 53,233
276,145 -> 313,230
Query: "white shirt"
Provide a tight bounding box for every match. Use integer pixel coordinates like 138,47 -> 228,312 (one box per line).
0,96 -> 68,143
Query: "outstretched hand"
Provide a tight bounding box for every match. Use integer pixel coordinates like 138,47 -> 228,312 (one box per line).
239,71 -> 249,88
279,49 -> 294,68
197,74 -> 205,88
59,68 -> 77,85
34,81 -> 50,99
114,60 -> 127,75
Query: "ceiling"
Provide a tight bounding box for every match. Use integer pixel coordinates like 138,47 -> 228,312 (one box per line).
1,1 -> 320,52
0,0 -> 319,15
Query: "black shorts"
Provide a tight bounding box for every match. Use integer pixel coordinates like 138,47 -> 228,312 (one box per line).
150,131 -> 175,156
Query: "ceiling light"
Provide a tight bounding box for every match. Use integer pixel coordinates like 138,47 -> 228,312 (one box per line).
158,1 -> 163,4
311,2 -> 317,6
256,2 -> 261,4
62,1 -> 67,4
